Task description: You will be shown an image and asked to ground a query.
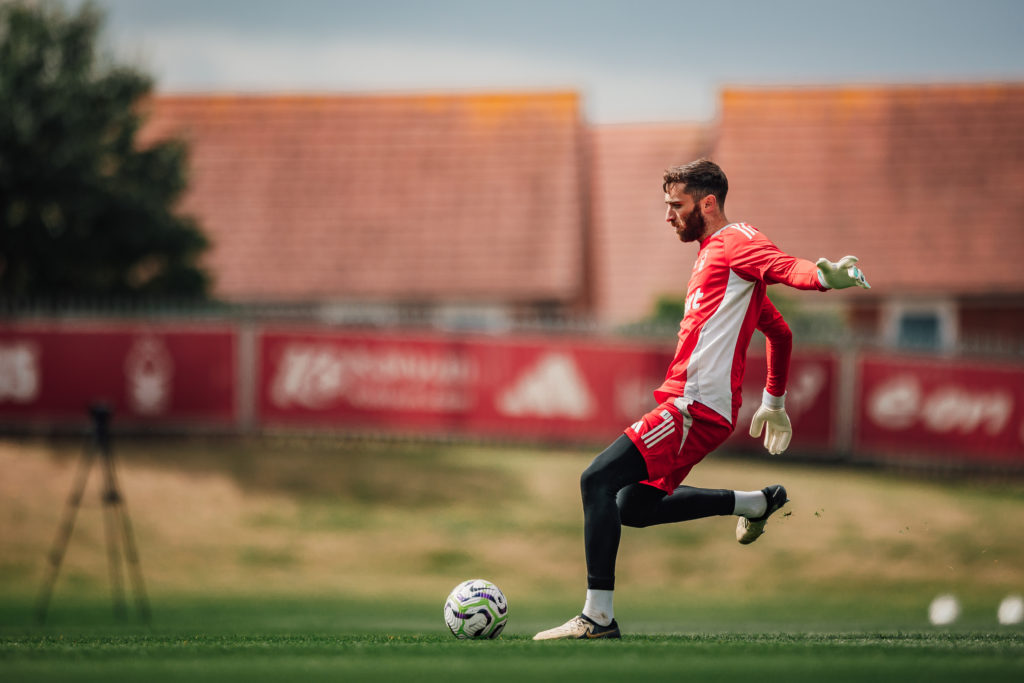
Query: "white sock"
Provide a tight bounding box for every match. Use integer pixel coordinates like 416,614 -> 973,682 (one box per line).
733,490 -> 767,518
582,589 -> 614,626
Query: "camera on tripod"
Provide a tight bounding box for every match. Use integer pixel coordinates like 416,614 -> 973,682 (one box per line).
36,403 -> 151,624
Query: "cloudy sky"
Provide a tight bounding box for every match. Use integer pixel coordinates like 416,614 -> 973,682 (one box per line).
69,0 -> 1024,123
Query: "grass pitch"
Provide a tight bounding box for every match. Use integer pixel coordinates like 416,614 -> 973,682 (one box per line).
5,634 -> 1024,683
2,598 -> 1023,683
1,435 -> 1023,681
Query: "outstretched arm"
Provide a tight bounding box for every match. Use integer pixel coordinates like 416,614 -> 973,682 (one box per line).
726,227 -> 871,292
727,229 -> 826,291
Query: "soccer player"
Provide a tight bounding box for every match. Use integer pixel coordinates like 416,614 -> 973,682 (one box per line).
533,159 -> 870,640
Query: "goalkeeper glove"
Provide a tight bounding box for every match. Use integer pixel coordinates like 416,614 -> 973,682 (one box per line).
749,389 -> 792,455
816,255 -> 871,289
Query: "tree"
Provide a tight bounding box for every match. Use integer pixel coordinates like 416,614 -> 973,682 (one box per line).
0,1 -> 210,300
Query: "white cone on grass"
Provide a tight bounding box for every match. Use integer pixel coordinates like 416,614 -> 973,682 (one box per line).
928,594 -> 960,626
997,595 -> 1023,625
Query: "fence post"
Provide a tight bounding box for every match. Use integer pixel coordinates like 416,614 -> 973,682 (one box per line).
834,345 -> 858,457
237,321 -> 258,433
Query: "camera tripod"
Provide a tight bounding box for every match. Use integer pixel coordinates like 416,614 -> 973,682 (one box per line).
36,404 -> 151,624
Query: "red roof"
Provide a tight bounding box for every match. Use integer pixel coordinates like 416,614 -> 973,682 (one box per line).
139,93 -> 586,304
139,84 -> 1024,325
713,84 -> 1024,297
589,123 -> 710,323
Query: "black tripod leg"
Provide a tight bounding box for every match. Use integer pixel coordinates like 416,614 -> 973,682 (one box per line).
100,454 -> 127,619
105,455 -> 152,624
115,505 -> 151,623
35,448 -> 95,624
41,404 -> 152,624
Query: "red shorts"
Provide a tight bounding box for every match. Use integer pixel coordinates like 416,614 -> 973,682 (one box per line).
624,398 -> 734,494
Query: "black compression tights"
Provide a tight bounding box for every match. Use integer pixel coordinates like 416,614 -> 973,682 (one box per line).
580,434 -> 735,590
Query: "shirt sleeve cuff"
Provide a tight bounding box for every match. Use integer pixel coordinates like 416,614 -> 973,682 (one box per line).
762,389 -> 786,410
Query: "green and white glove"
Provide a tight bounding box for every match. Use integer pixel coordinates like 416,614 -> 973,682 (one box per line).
815,255 -> 871,290
749,390 -> 792,455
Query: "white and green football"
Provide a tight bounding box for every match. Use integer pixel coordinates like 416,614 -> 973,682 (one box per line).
443,578 -> 508,639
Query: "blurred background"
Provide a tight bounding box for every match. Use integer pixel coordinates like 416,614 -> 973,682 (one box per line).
1,0 -> 1023,633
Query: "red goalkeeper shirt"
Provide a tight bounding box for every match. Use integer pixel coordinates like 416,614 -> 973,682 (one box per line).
654,222 -> 826,424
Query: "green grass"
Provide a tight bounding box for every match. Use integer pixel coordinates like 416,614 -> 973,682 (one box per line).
3,435 -> 1024,681
4,634 -> 1023,683
2,598 -> 1023,683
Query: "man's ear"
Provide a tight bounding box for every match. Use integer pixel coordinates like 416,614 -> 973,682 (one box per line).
701,194 -> 717,214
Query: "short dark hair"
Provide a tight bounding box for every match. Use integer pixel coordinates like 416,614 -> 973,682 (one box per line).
663,158 -> 728,207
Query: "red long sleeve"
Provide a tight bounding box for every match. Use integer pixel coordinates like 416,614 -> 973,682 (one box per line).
729,234 -> 826,292
757,297 -> 793,398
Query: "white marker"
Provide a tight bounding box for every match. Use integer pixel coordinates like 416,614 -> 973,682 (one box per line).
928,594 -> 960,626
998,595 -> 1023,625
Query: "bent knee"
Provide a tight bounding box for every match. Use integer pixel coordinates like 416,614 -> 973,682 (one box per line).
579,464 -> 603,498
618,507 -> 648,528
616,485 -> 660,528
617,500 -> 650,528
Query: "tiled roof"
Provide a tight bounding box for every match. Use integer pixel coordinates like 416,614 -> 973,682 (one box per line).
138,84 -> 1024,323
139,93 -> 586,304
713,84 -> 1024,297
589,123 -> 711,324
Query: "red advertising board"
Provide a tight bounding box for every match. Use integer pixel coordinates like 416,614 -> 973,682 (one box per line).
0,322 -> 237,427
856,354 -> 1024,464
259,327 -> 666,441
258,328 -> 837,450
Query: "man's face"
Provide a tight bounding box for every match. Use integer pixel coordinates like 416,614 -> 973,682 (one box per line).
664,184 -> 705,243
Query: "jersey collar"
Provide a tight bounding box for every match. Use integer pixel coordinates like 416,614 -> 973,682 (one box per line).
700,223 -> 739,248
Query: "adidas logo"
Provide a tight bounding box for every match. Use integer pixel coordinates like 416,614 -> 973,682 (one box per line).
497,352 -> 595,419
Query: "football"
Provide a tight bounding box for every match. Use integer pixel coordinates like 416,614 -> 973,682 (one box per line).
443,578 -> 508,639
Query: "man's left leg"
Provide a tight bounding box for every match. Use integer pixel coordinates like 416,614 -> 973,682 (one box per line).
634,400 -> 789,542
617,482 -> 787,537
617,482 -> 734,527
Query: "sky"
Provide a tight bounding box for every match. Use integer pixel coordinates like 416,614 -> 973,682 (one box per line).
68,0 -> 1024,124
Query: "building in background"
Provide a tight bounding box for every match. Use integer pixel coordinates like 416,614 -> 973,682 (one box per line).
140,84 -> 1024,349
588,122 -> 710,325
714,84 -> 1024,351
140,92 -> 588,329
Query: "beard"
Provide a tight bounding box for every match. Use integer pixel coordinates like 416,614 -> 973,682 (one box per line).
676,204 -> 706,243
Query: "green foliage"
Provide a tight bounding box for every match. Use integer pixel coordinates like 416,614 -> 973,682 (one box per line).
613,293 -> 683,337
766,288 -> 847,341
650,293 -> 686,326
0,1 -> 209,298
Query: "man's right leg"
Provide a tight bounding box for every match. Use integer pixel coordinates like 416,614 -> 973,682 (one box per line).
533,435 -> 647,641
580,435 -> 650,596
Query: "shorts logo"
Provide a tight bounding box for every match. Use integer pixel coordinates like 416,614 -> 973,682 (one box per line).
641,409 -> 675,448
